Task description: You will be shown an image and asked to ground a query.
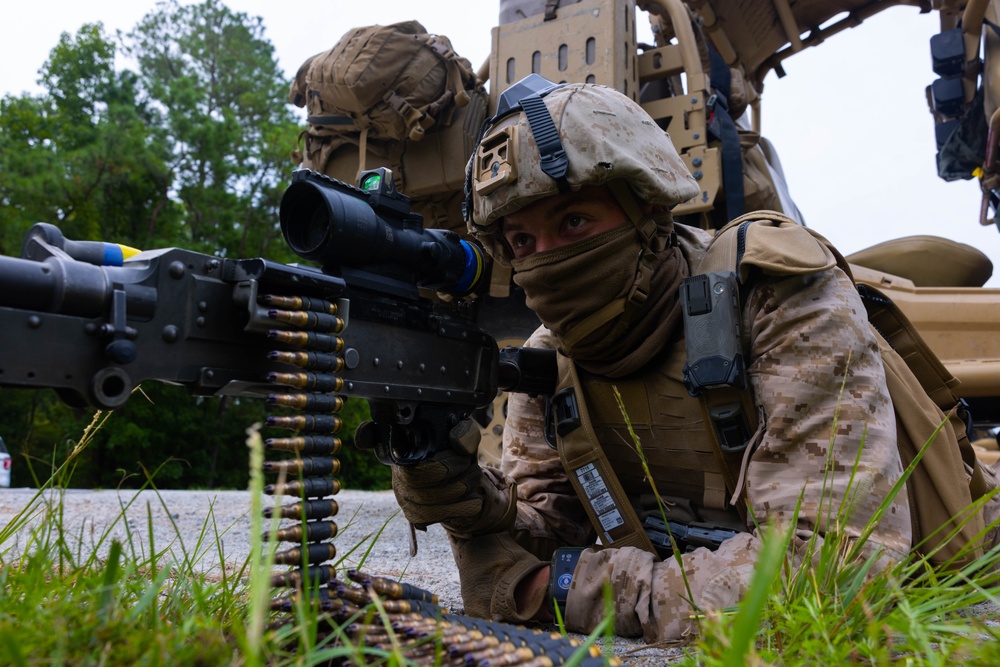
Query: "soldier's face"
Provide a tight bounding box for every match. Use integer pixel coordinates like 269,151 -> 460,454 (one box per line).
501,186 -> 631,260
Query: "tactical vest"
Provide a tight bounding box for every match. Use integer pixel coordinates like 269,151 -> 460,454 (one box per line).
576,336 -> 747,533
551,210 -> 993,568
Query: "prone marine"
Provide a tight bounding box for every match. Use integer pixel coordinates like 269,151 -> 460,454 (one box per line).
380,76 -> 1000,642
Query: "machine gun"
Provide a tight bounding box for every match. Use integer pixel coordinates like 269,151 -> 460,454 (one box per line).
0,168 -> 501,467
0,169 -> 610,666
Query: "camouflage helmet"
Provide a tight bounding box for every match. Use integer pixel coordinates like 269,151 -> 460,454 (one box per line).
464,75 -> 699,262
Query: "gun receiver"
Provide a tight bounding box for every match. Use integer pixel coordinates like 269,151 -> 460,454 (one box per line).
0,169 -> 503,465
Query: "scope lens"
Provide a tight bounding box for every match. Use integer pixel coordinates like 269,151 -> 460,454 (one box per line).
303,207 -> 329,254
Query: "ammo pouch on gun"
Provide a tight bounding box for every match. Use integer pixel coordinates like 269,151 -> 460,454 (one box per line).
698,210 -> 994,568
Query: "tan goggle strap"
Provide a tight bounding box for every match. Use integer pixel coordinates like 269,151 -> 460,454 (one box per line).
552,353 -> 658,557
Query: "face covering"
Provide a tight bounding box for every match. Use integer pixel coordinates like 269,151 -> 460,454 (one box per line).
512,218 -> 687,378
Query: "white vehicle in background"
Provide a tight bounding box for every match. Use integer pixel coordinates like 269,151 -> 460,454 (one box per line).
0,436 -> 11,487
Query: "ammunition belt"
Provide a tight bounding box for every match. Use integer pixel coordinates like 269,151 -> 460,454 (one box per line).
255,291 -> 615,666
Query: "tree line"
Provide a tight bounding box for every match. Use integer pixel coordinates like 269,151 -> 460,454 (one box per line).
0,0 -> 385,490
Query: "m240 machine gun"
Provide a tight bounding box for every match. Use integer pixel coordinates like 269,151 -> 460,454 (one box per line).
0,167 -> 494,464
0,169 -> 606,666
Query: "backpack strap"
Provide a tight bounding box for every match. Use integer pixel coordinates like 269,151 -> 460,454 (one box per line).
706,43 -> 745,227
857,284 -> 962,408
549,353 -> 658,557
857,283 -> 989,501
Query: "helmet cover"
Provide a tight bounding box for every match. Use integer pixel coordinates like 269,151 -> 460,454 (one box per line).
466,80 -> 699,262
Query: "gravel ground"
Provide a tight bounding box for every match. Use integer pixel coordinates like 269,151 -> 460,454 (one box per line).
0,487 -> 686,665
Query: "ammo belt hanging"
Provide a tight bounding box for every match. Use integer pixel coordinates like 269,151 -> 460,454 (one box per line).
549,354 -> 658,557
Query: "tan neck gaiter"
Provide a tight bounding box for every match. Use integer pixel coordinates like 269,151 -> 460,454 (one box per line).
512,224 -> 687,378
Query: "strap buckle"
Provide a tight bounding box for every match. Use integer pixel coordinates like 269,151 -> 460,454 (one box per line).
544,387 -> 581,448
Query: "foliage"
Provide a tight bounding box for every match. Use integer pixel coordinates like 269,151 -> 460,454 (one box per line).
124,0 -> 300,259
327,397 -> 390,491
677,517 -> 1000,666
0,23 -> 176,255
5,386 -> 383,491
659,417 -> 1000,666
0,425 -> 607,666
4,406 -> 1000,665
0,2 -> 379,491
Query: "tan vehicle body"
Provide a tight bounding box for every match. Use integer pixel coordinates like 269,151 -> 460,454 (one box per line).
294,0 -> 1000,459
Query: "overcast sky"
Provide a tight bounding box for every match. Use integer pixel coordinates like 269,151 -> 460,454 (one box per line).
2,1 -> 999,286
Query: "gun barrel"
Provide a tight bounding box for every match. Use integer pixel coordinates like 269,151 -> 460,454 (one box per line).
0,254 -> 109,315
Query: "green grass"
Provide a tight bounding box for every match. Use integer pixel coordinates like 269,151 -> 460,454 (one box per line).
630,409 -> 1000,666
0,419 -> 615,666
682,519 -> 1000,666
3,405 -> 1000,666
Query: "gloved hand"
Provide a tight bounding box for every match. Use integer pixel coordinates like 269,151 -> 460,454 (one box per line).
356,419 -> 516,536
450,531 -> 549,622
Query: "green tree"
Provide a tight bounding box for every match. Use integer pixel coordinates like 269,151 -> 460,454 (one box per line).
125,0 -> 300,259
0,23 -> 177,254
0,23 -> 179,489
0,3 -> 383,491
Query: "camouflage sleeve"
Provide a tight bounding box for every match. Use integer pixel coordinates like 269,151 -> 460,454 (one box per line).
565,266 -> 911,642
500,326 -> 594,554
743,265 -> 910,557
444,326 -> 593,620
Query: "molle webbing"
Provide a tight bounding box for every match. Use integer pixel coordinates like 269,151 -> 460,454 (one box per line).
579,337 -> 743,517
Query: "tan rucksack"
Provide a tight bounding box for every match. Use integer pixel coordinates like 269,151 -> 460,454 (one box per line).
698,211 -> 993,568
289,20 -> 477,144
288,22 -> 485,236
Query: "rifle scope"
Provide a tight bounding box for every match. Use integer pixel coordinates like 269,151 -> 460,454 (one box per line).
279,169 -> 485,296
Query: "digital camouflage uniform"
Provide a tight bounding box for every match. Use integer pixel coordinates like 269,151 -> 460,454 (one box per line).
450,224 -> 912,642
390,77 -> 997,644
